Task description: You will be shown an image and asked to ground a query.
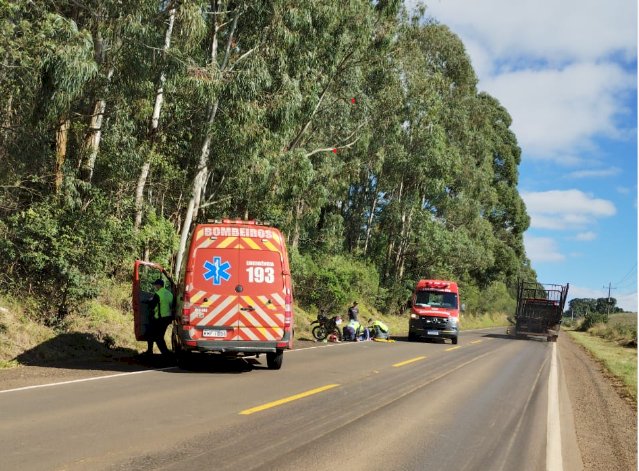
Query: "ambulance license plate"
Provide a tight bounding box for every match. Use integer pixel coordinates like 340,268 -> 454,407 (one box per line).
427,330 -> 439,336
202,329 -> 226,338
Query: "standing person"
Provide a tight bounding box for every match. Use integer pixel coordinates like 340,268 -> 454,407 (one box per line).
348,301 -> 359,322
145,278 -> 174,356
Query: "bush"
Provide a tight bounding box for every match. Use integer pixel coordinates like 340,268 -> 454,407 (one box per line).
580,311 -> 609,331
290,251 -> 379,313
0,193 -> 134,322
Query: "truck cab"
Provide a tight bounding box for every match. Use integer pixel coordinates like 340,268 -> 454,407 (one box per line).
408,279 -> 460,345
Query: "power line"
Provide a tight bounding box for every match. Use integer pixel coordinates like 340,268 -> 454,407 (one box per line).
616,275 -> 637,289
615,262 -> 637,285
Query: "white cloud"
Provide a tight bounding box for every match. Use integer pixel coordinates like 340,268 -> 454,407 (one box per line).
573,231 -> 597,241
481,63 -> 634,160
421,0 -> 637,64
616,292 -> 638,313
522,189 -> 616,230
407,0 -> 637,163
617,186 -> 631,195
524,235 -> 565,262
568,167 -> 621,179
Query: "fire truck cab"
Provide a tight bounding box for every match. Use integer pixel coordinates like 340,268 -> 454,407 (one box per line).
133,220 -> 294,370
408,279 -> 460,345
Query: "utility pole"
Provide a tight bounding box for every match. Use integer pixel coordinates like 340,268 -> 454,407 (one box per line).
603,282 -> 617,316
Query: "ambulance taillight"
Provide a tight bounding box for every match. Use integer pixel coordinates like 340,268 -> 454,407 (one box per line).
284,294 -> 292,327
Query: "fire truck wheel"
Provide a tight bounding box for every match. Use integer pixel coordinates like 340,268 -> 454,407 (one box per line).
267,350 -> 284,370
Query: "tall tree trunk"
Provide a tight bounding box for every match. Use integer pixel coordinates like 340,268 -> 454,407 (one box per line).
363,193 -> 378,255
174,101 -> 219,278
290,199 -> 304,250
0,94 -> 12,159
82,68 -> 114,181
134,6 -> 176,230
174,5 -> 240,278
54,116 -> 70,194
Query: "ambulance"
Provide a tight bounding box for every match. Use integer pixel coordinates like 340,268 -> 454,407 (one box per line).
408,279 -> 460,345
133,220 -> 294,369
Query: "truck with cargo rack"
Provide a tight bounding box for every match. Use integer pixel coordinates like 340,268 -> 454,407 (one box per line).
508,280 -> 569,342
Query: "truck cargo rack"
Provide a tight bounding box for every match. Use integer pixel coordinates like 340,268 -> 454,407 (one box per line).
510,281 -> 569,342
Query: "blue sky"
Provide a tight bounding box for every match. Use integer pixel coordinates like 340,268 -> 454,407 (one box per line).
414,0 -> 638,311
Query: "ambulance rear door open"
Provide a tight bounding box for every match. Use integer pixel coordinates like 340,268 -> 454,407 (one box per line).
132,260 -> 175,341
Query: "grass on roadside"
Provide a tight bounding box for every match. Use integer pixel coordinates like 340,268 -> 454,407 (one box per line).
588,313 -> 637,347
461,312 -> 509,330
568,330 -> 637,401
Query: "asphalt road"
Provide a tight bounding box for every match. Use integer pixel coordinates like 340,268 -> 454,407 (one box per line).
0,329 -> 582,471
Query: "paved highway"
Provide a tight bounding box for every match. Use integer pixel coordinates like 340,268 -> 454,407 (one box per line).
0,329 -> 582,470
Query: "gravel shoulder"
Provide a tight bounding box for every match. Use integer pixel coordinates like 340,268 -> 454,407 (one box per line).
558,332 -> 637,471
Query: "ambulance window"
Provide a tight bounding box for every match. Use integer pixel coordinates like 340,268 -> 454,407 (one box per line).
415,290 -> 458,308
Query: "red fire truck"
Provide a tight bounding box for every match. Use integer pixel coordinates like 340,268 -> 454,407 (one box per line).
408,279 -> 460,345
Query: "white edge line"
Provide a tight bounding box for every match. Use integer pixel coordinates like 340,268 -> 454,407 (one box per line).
0,366 -> 177,394
547,342 -> 563,471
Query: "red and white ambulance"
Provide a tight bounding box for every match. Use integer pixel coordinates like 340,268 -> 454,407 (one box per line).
408,279 -> 460,345
133,220 -> 294,369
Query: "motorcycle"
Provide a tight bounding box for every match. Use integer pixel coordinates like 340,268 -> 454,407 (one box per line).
311,312 -> 343,341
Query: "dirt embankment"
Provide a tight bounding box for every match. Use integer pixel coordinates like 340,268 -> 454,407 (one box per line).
559,333 -> 637,471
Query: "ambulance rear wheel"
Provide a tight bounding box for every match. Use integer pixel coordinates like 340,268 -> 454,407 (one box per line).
267,350 -> 284,370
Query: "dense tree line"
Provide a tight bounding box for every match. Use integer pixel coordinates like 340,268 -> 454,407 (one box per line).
567,298 -> 623,316
0,0 -> 535,321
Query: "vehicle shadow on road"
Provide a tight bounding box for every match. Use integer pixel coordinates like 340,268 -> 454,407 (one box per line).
482,333 -> 547,342
13,332 -> 149,372
167,356 -> 264,374
392,336 -> 449,344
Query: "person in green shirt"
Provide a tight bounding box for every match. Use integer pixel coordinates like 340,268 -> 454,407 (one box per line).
144,278 -> 174,356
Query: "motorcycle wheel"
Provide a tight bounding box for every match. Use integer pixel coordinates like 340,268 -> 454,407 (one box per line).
312,325 -> 328,341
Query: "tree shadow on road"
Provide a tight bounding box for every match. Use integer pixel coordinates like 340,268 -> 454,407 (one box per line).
13,332 -> 155,373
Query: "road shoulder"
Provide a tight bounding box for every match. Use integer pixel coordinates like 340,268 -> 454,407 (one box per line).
558,332 -> 637,471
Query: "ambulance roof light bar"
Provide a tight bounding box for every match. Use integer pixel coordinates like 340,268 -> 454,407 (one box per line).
207,219 -> 271,226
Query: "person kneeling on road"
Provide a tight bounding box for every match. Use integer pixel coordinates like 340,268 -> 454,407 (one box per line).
342,319 -> 361,341
370,320 -> 390,340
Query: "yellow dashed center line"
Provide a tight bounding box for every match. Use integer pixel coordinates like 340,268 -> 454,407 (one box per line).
445,346 -> 462,351
239,384 -> 340,415
393,356 -> 426,368
470,340 -> 482,344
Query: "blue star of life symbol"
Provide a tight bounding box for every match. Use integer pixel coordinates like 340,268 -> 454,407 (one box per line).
203,257 -> 232,285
